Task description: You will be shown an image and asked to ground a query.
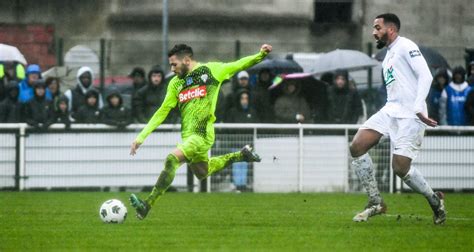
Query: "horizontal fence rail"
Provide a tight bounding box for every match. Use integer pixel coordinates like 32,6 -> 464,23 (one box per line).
1,123 -> 474,193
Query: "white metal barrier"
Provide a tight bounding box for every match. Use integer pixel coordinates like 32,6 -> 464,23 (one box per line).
1,123 -> 474,192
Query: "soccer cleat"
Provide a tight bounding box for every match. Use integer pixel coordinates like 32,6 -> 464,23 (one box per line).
129,194 -> 150,220
431,191 -> 446,225
241,145 -> 261,162
353,201 -> 387,222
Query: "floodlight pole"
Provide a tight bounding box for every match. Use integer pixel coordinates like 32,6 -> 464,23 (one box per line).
162,0 -> 169,69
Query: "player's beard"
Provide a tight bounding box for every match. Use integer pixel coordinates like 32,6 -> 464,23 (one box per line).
375,32 -> 388,49
178,65 -> 190,79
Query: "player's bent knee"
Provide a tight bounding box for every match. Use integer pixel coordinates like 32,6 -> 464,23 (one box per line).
349,142 -> 364,158
164,154 -> 180,172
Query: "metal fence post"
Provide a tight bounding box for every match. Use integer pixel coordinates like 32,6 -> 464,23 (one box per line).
344,128 -> 349,193
55,37 -> 64,66
187,165 -> 193,192
99,38 -> 106,95
298,124 -> 303,192
235,40 -> 241,60
18,124 -> 26,191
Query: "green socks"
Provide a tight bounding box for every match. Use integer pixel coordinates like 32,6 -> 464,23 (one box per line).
145,154 -> 181,206
207,151 -> 244,177
145,151 -> 244,206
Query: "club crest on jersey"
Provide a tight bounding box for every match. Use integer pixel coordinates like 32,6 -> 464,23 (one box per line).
185,77 -> 194,86
409,50 -> 421,58
384,66 -> 395,86
200,74 -> 208,83
179,86 -> 207,103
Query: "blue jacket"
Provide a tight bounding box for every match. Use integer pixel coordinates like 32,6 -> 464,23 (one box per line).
18,79 -> 52,103
444,83 -> 471,125
17,64 -> 52,103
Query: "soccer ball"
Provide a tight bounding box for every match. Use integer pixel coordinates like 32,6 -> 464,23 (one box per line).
99,199 -> 127,224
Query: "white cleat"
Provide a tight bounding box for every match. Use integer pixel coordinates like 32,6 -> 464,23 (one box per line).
432,191 -> 446,225
353,202 -> 387,222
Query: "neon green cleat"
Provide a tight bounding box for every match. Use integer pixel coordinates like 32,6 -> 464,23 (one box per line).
129,194 -> 150,220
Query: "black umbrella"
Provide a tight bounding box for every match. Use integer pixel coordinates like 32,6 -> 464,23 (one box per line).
375,45 -> 450,72
247,59 -> 303,75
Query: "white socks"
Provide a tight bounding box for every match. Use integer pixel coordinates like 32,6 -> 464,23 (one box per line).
352,153 -> 382,204
402,167 -> 438,206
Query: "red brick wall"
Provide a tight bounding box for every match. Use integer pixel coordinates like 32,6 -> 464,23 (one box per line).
0,24 -> 56,71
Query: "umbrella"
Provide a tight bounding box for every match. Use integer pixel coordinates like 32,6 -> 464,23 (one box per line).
247,59 -> 303,75
0,43 -> 27,65
375,45 -> 450,71
309,49 -> 379,75
268,72 -> 312,90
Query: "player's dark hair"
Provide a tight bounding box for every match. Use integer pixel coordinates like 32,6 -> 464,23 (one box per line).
168,44 -> 194,58
376,13 -> 401,31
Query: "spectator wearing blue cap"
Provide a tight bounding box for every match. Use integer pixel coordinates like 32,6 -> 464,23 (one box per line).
17,64 -> 52,104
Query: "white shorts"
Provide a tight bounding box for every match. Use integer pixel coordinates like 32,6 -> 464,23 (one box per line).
361,110 -> 426,160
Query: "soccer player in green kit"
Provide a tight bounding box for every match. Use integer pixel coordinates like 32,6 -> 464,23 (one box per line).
129,43 -> 273,220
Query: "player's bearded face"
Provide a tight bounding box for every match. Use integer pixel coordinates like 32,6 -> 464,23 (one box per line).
373,18 -> 388,49
179,63 -> 190,78
375,31 -> 388,49
169,55 -> 191,78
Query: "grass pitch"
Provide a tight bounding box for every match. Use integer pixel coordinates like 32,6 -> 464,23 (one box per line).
0,192 -> 473,251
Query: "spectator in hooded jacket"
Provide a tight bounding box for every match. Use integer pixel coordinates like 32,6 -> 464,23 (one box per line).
55,95 -> 72,130
18,64 -> 52,104
129,67 -> 147,95
439,66 -> 471,125
132,65 -> 172,123
274,80 -> 312,124
0,81 -> 22,123
101,91 -> 132,128
73,89 -> 102,124
224,71 -> 251,113
326,70 -> 363,124
467,61 -> 474,86
1,61 -> 25,102
427,68 -> 450,122
64,66 -> 103,113
253,68 -> 274,123
225,89 -> 260,123
24,80 -> 56,131
45,77 -> 61,104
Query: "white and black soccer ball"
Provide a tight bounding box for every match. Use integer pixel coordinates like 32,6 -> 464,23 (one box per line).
99,199 -> 127,224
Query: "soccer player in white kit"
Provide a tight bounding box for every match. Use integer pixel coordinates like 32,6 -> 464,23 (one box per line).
350,13 -> 446,224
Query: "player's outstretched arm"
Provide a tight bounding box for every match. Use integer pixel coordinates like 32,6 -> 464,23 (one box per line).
215,44 -> 272,82
130,81 -> 179,156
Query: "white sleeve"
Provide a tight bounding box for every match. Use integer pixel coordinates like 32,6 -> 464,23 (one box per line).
406,46 -> 433,115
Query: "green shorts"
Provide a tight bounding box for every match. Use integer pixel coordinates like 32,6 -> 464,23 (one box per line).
177,134 -> 214,164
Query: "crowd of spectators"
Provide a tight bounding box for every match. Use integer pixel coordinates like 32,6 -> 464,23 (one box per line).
427,62 -> 474,126
1,60 -> 474,130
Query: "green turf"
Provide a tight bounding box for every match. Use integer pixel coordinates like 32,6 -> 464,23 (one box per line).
0,192 -> 473,251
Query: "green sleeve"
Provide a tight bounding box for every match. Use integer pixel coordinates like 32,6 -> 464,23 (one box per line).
135,80 -> 178,144
212,50 -> 268,82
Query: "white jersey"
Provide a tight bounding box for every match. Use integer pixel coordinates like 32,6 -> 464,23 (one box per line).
381,36 -> 433,118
